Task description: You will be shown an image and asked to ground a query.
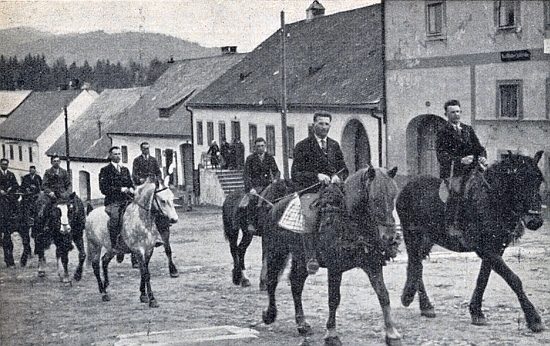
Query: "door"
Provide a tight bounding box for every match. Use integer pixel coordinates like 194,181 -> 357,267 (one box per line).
417,116 -> 441,177
180,143 -> 194,191
78,171 -> 90,201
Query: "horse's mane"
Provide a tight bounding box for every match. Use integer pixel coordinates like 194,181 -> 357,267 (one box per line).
134,181 -> 157,211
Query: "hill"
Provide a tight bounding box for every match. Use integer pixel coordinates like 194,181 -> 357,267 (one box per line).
0,27 -> 221,65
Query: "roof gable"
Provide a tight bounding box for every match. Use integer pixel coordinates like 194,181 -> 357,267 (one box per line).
189,4 -> 383,109
0,90 -> 82,141
0,90 -> 32,117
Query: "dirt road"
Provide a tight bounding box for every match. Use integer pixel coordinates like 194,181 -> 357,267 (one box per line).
1,206 -> 549,345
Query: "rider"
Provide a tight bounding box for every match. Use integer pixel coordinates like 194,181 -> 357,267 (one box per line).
242,137 -> 280,233
99,146 -> 135,254
21,165 -> 42,225
0,158 -> 20,268
436,99 -> 487,238
291,111 -> 348,274
42,155 -> 72,201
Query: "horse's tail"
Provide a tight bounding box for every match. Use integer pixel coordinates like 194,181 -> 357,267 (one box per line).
222,193 -> 242,241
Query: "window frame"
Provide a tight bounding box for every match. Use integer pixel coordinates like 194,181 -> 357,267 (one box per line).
18,145 -> 23,161
545,1 -> 550,30
249,123 -> 257,152
287,126 -> 295,159
9,144 -> 14,160
206,121 -> 214,147
425,1 -> 446,39
196,121 -> 203,146
121,145 -> 128,163
231,121 -> 241,142
495,0 -> 520,31
218,121 -> 226,144
266,125 -> 276,156
28,146 -> 33,163
496,79 -> 523,119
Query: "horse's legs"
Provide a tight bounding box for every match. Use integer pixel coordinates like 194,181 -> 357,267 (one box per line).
18,226 -> 32,267
1,227 -> 15,267
101,251 -> 115,292
468,258 -> 491,325
481,254 -> 545,332
160,228 -> 178,278
56,245 -> 70,283
324,268 -> 342,344
89,243 -> 106,297
262,236 -> 289,325
138,249 -> 158,308
237,231 -> 254,287
288,249 -> 311,336
365,264 -> 402,345
226,224 -> 243,286
72,233 -> 86,281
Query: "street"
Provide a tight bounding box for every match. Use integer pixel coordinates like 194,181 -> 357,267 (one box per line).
0,206 -> 549,346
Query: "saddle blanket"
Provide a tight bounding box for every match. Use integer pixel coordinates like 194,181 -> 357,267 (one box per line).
278,194 -> 306,233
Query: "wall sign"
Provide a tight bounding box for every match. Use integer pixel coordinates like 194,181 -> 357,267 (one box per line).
500,50 -> 531,62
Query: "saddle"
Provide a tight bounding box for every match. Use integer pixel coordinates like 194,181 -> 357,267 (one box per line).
278,193 -> 319,234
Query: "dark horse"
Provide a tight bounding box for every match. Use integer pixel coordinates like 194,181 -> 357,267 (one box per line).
33,192 -> 87,282
0,195 -> 32,268
86,178 -> 178,307
396,151 -> 546,333
262,167 -> 402,346
222,179 -> 292,289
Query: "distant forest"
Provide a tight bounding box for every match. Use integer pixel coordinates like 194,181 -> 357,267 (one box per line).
0,54 -> 171,91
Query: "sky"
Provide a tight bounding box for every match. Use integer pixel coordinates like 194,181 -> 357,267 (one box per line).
0,0 -> 379,52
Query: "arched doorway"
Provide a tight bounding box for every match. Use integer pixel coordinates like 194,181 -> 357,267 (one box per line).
341,119 -> 371,174
405,114 -> 446,177
78,171 -> 91,201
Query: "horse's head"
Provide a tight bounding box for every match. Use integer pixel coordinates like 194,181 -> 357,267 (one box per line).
496,151 -> 545,230
344,166 -> 399,241
260,178 -> 294,207
153,182 -> 178,224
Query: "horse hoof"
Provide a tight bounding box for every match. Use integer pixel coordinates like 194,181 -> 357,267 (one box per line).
170,270 -> 179,278
324,336 -> 342,346
471,315 -> 487,326
38,270 -> 46,278
149,299 -> 159,308
401,291 -> 415,307
528,321 -> 547,333
259,280 -> 267,291
300,337 -> 313,346
297,322 -> 314,336
73,272 -> 82,282
140,294 -> 149,303
169,264 -> 179,278
102,294 -> 110,302
232,269 -> 242,286
421,308 -> 436,318
262,307 -> 277,325
241,278 -> 251,287
385,336 -> 403,346
61,274 -> 71,283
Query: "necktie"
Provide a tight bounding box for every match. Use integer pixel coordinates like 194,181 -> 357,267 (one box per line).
321,139 -> 327,154
116,164 -> 120,172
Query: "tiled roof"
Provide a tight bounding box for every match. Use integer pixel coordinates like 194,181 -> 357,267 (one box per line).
109,54 -> 244,137
46,88 -> 148,160
0,90 -> 32,116
0,90 -> 82,141
188,4 -> 383,109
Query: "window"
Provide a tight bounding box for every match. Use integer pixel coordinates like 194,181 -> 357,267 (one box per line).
155,148 -> 163,168
495,0 -> 519,29
121,145 -> 128,163
18,146 -> 22,161
545,1 -> 550,29
287,126 -> 295,159
231,121 -> 241,141
497,80 -> 523,119
266,125 -> 276,156
426,1 -> 445,36
547,78 -> 550,119
207,121 -> 214,146
218,121 -> 226,143
2,144 -> 5,158
196,121 -> 203,145
9,145 -> 14,160
28,147 -> 33,163
249,124 -> 257,151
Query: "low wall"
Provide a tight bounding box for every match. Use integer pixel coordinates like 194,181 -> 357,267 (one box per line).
198,169 -> 225,206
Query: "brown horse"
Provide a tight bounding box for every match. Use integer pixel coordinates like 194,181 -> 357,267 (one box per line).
86,178 -> 178,307
396,151 -> 546,333
262,167 -> 402,346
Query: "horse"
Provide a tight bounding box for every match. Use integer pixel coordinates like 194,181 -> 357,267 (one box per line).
0,195 -> 32,268
396,151 -> 546,333
222,179 -> 293,289
32,192 -> 87,282
262,167 -> 403,346
86,178 -> 178,307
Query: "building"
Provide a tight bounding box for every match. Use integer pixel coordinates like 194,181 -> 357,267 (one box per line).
0,89 -> 98,180
46,88 -> 147,202
383,0 -> 550,194
188,3 -> 385,204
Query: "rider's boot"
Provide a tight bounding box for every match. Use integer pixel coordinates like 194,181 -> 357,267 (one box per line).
303,233 -> 319,275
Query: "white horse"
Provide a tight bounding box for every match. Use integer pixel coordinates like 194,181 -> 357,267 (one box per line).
86,177 -> 178,307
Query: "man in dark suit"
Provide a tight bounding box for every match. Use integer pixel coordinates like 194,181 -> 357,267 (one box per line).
132,142 -> 162,185
291,111 -> 349,273
0,158 -> 20,268
243,137 -> 280,232
436,99 -> 487,236
21,165 -> 42,232
99,146 -> 135,253
42,155 -> 72,200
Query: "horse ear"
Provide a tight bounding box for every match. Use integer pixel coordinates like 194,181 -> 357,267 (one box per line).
69,192 -> 76,199
366,166 -> 376,181
534,150 -> 544,164
388,166 -> 398,179
163,175 -> 170,187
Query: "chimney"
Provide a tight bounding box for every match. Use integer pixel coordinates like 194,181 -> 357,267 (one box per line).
306,0 -> 325,21
221,46 -> 237,55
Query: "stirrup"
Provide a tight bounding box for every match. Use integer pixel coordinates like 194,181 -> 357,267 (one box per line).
306,259 -> 319,275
